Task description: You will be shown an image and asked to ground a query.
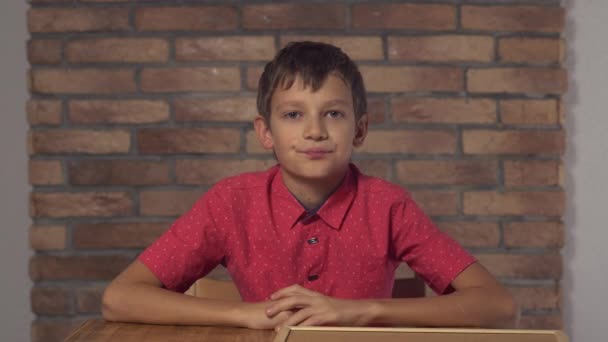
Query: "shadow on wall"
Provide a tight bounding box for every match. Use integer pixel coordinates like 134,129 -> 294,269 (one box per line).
562,0 -> 578,339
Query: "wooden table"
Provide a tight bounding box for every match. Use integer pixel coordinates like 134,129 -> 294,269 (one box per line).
65,319 -> 275,342
66,320 -> 568,342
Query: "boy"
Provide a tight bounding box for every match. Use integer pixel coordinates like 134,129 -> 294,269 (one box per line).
102,42 -> 517,330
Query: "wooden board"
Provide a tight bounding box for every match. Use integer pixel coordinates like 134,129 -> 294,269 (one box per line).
273,326 -> 569,342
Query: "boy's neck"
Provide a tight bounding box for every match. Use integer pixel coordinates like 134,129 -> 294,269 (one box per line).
280,168 -> 346,211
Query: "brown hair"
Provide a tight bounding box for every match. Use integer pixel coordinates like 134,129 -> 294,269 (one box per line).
256,41 -> 367,122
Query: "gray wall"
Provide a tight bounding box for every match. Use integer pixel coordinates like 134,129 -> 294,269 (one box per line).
0,1 -> 31,341
563,0 -> 608,341
1,1 -> 607,341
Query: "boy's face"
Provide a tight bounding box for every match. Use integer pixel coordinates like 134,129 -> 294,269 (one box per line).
254,73 -> 368,184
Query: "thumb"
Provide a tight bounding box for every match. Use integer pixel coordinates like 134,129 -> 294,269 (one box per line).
272,310 -> 293,326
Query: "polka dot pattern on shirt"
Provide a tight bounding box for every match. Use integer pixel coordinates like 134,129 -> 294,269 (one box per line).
139,163 -> 476,301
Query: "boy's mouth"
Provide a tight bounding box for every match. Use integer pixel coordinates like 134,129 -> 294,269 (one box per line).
299,148 -> 333,159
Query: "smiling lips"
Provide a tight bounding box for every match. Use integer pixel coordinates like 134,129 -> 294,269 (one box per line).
300,148 -> 332,159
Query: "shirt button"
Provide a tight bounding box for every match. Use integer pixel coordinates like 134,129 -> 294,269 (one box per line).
307,274 -> 319,281
307,237 -> 319,245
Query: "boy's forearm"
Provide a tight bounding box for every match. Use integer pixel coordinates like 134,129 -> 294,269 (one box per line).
364,287 -> 517,328
102,281 -> 244,327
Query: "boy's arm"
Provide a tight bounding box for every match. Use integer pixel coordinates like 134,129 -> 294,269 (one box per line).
266,262 -> 517,329
365,262 -> 518,328
102,259 -> 293,329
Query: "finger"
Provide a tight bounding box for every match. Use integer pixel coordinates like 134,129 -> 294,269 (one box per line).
298,314 -> 326,327
266,295 -> 312,317
274,307 -> 314,332
271,310 -> 294,325
270,284 -> 309,300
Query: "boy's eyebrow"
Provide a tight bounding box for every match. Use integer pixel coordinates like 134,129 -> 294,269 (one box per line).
274,99 -> 351,111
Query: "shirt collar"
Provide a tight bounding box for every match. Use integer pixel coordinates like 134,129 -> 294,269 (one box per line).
269,164 -> 358,230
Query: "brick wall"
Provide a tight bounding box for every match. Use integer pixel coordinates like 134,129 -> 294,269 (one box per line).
27,1 -> 566,341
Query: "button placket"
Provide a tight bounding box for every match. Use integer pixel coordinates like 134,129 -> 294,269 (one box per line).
305,224 -> 324,283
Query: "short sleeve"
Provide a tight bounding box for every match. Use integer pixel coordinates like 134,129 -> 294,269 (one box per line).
138,187 -> 227,293
390,195 -> 476,295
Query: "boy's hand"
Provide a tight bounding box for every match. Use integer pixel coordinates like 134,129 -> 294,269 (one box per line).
238,301 -> 294,330
265,284 -> 374,330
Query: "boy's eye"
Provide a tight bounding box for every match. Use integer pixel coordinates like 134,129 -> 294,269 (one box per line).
326,111 -> 344,118
284,111 -> 301,119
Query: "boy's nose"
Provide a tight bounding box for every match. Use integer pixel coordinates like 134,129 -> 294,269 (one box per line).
303,117 -> 328,140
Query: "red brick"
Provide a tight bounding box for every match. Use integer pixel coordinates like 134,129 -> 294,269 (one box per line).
32,320 -> 84,342
280,36 -> 383,60
27,99 -> 62,125
30,192 -> 133,218
138,128 -> 241,154
176,36 -> 275,61
136,6 -> 237,31
463,130 -> 564,155
352,4 -> 455,30
30,69 -> 136,94
174,97 -> 257,122
391,97 -> 495,124
438,221 -> 500,248
66,38 -> 169,63
462,6 -> 564,33
29,160 -> 63,185
29,225 -> 67,251
68,160 -> 170,186
30,255 -> 132,281
69,100 -> 169,124
411,191 -> 459,216
31,287 -> 71,315
73,222 -> 169,249
463,191 -> 564,216
352,160 -> 390,180
518,315 -> 562,329
243,4 -> 346,30
504,222 -> 564,248
366,97 -> 387,125
176,159 -> 275,185
28,39 -> 62,64
388,35 -> 494,62
499,38 -> 563,64
500,99 -> 559,125
141,67 -> 240,92
140,190 -> 202,216
28,8 -> 129,33
76,288 -> 104,313
361,66 -> 463,92
246,66 -> 264,90
510,286 -> 560,311
476,254 -> 561,279
504,160 -> 561,187
467,68 -> 566,94
29,130 -> 131,154
358,130 -> 457,154
396,160 -> 498,185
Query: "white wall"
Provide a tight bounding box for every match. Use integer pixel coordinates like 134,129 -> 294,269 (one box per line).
0,1 -> 31,341
563,0 -> 608,341
0,1 -> 606,341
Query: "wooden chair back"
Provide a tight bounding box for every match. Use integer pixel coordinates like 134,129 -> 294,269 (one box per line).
185,264 -> 425,300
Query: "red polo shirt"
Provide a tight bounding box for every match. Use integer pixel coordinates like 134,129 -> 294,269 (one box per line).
139,164 -> 476,302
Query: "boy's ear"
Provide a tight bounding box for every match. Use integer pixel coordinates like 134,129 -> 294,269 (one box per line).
353,114 -> 369,147
253,115 -> 274,150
